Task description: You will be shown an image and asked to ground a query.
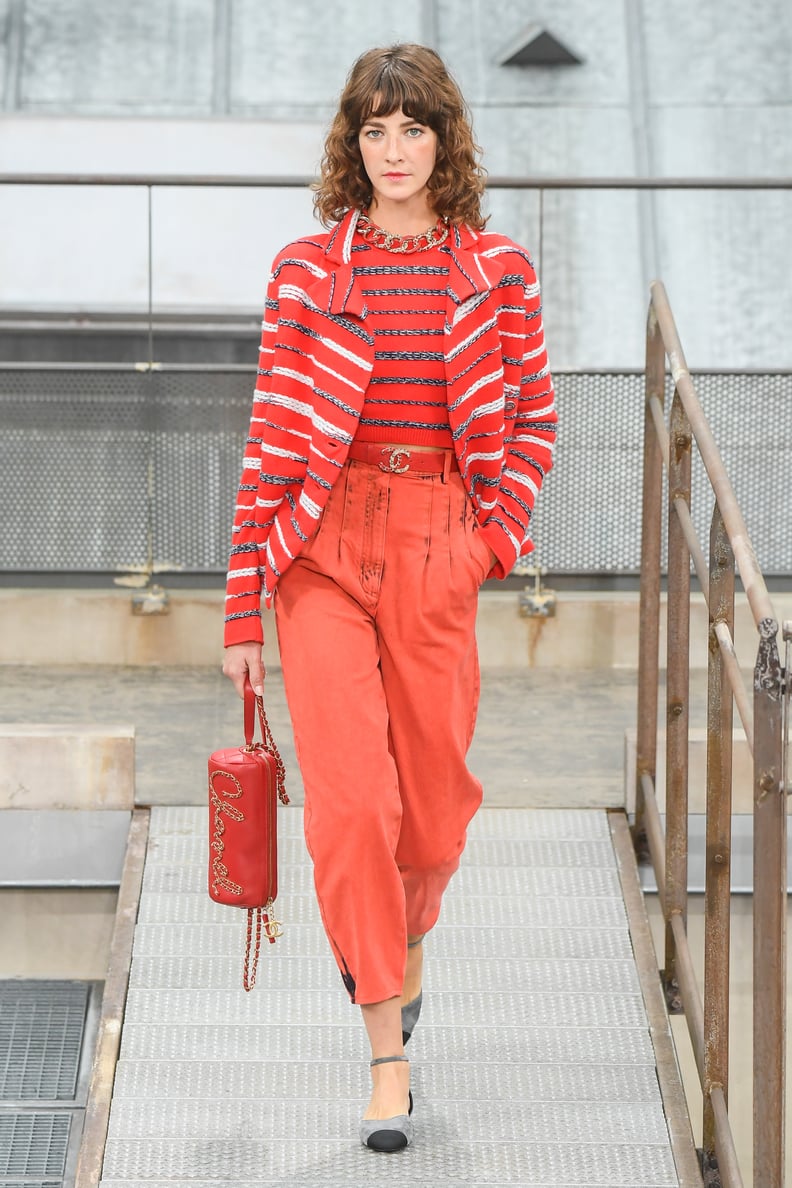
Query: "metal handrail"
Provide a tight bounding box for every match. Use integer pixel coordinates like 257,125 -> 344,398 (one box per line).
650,286 -> 779,632
2,174 -> 789,372
635,282 -> 787,1187
1,173 -> 791,188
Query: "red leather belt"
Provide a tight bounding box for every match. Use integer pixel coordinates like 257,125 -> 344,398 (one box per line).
347,441 -> 459,477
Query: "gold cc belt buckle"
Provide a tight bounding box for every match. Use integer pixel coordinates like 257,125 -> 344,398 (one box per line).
379,446 -> 411,474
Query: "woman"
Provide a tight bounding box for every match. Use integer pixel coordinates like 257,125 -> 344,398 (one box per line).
222,42 -> 556,1152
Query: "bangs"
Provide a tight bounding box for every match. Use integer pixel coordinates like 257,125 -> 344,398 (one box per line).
358,68 -> 439,129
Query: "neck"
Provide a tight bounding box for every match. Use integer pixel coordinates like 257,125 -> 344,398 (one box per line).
366,197 -> 438,236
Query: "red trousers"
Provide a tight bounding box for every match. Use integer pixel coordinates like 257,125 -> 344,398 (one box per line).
274,456 -> 490,1004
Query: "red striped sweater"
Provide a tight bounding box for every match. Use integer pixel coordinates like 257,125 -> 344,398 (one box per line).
225,208 -> 557,646
353,238 -> 452,447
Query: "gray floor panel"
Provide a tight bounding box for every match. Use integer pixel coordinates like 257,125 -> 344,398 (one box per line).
102,806 -> 682,1186
467,808 -> 614,840
150,827 -> 619,867
428,863 -> 625,898
151,805 -> 614,842
96,1178 -> 664,1188
127,954 -> 641,995
121,987 -> 648,1030
108,1064 -> 660,1107
160,829 -> 618,869
421,838 -> 619,868
130,922 -> 635,962
442,894 -> 629,928
144,862 -> 626,903
136,889 -> 629,929
153,836 -> 306,869
104,1096 -> 669,1144
148,837 -> 619,874
100,1137 -> 678,1185
117,1022 -> 656,1068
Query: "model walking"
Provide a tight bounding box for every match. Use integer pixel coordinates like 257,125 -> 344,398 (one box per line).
223,42 -> 557,1152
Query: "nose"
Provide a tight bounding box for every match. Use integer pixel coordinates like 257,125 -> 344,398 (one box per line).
384,134 -> 403,162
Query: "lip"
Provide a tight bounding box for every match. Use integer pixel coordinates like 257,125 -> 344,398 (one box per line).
383,172 -> 409,179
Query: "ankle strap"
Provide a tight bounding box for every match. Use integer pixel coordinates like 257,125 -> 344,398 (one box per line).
370,1055 -> 409,1067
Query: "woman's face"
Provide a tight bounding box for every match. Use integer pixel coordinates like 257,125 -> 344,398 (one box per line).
358,107 -> 438,216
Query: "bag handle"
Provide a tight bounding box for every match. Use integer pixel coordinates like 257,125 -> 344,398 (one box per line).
243,677 -> 289,805
243,678 -> 258,747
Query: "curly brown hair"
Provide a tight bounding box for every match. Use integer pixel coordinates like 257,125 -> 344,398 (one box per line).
312,44 -> 487,229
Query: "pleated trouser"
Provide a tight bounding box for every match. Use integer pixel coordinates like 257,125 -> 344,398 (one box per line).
274,456 -> 490,1004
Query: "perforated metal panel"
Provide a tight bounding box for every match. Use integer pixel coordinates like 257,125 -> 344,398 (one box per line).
0,368 -> 248,572
125,954 -> 641,995
115,1057 -> 659,1104
100,1137 -> 678,1185
143,850 -> 624,899
1,367 -> 789,575
112,1016 -> 655,1073
130,920 -> 636,961
0,981 -> 88,1100
528,368 -> 792,575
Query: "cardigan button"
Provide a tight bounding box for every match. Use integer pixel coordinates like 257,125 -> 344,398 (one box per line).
504,399 -> 517,413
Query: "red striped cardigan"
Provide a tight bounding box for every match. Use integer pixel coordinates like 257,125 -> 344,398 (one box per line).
224,208 -> 557,646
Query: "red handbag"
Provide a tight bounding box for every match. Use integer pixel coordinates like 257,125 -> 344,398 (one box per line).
208,678 -> 289,990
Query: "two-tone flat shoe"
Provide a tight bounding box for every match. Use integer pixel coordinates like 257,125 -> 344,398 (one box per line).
359,1055 -> 413,1152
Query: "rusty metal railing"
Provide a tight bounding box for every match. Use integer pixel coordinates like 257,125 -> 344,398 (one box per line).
634,281 -> 790,1187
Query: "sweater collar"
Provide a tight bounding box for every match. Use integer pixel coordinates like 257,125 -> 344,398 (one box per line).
443,222 -> 505,304
323,209 -> 360,266
316,208 -> 504,314
308,210 -> 364,317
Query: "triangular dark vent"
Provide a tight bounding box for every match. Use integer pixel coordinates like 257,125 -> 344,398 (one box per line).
499,25 -> 583,67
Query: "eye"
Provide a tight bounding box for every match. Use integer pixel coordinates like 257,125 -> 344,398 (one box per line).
406,126 -> 425,137
362,127 -> 382,139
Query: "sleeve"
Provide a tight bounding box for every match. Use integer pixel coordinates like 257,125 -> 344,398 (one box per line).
222,271 -> 280,647
481,256 -> 557,577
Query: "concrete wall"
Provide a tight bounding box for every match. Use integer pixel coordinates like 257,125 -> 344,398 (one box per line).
0,888 -> 117,977
0,0 -> 790,366
2,587 -> 790,671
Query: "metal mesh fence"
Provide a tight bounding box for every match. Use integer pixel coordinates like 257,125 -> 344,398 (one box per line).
0,367 -> 789,576
530,369 -> 791,576
0,369 -> 247,574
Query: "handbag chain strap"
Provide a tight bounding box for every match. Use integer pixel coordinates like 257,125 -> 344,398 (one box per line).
243,678 -> 289,805
243,901 -> 280,991
256,697 -> 289,805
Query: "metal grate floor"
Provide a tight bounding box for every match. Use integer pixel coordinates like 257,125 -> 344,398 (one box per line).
0,981 -> 88,1101
0,981 -> 93,1188
0,1112 -> 72,1177
99,806 -> 681,1187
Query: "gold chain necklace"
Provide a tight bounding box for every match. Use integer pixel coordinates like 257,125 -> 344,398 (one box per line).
356,211 -> 449,254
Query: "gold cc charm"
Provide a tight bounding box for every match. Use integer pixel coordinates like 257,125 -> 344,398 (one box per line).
379,447 -> 411,474
265,916 -> 284,940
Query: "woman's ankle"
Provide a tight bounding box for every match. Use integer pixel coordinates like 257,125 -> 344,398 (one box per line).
360,996 -> 403,1060
401,940 -> 424,1005
364,1056 -> 411,1120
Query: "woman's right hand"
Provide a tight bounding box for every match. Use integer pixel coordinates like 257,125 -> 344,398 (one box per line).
222,642 -> 265,699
